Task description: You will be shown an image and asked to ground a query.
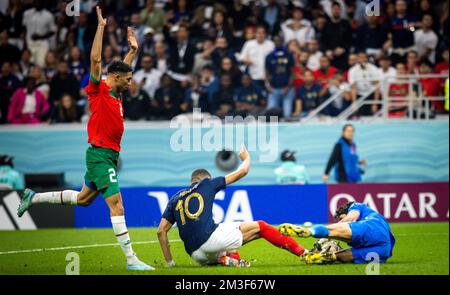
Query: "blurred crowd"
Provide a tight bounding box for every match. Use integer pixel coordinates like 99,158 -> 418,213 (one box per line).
0,0 -> 448,124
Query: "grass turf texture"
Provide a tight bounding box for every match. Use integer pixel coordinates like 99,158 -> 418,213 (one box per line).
0,222 -> 448,275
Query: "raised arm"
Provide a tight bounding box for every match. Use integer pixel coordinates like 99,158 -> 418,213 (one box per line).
225,144 -> 251,185
124,27 -> 139,66
90,6 -> 107,82
157,218 -> 175,267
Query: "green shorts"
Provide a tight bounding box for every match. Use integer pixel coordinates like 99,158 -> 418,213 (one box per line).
84,146 -> 120,198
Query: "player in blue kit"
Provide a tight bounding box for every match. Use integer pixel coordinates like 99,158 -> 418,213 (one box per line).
279,202 -> 395,264
157,145 -> 306,267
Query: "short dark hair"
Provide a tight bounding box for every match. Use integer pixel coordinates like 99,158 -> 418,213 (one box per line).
332,1 -> 341,8
334,201 -> 355,219
342,123 -> 354,132
191,169 -> 211,183
107,60 -> 132,75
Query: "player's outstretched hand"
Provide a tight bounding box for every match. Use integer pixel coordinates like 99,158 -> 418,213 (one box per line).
127,27 -> 139,51
96,6 -> 107,26
239,144 -> 249,161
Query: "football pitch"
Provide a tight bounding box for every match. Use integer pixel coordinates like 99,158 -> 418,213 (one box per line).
0,222 -> 448,275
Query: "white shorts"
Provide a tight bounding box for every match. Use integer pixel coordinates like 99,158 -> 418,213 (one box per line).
191,222 -> 243,265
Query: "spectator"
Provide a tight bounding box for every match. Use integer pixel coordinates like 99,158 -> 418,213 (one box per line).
325,72 -> 352,116
153,41 -> 169,73
49,61 -> 80,106
0,155 -> 24,190
306,39 -> 323,71
211,74 -> 235,118
235,73 -> 266,117
130,13 -> 148,47
414,14 -> 439,64
387,0 -> 418,64
29,65 -> 49,100
281,7 -> 314,48
323,124 -> 366,183
313,55 -> 338,87
265,35 -> 295,119
68,46 -> 87,81
348,52 -> 381,115
211,36 -> 237,71
200,65 -> 219,102
169,0 -> 192,25
417,0 -> 440,34
354,15 -> 388,59
193,39 -> 214,75
43,50 -> 58,81
229,0 -> 251,38
154,74 -> 183,119
377,55 -> 397,97
293,69 -> 323,118
8,76 -> 49,124
181,74 -> 210,114
0,30 -> 20,65
264,0 -> 281,36
435,49 -> 449,76
322,1 -> 352,70
133,54 -> 163,99
140,0 -> 165,33
73,12 -> 95,57
419,59 -> 445,114
4,0 -> 25,50
52,94 -> 81,123
239,25 -> 275,88
343,53 -> 358,81
123,79 -> 152,121
274,150 -> 310,184
22,0 -> 56,67
207,10 -> 233,44
16,48 -> 34,80
167,24 -> 196,83
0,61 -> 21,124
406,50 -> 420,75
387,63 -> 410,117
218,56 -> 242,89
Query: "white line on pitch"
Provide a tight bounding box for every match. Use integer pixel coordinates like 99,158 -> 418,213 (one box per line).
0,239 -> 182,255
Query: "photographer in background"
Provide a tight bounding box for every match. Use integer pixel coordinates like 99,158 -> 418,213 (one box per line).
0,155 -> 24,190
274,150 -> 309,184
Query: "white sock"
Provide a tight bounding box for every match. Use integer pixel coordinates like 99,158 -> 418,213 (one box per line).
111,216 -> 137,265
31,190 -> 78,205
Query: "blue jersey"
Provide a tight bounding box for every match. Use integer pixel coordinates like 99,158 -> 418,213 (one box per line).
162,177 -> 226,255
347,202 -> 396,263
265,49 -> 294,88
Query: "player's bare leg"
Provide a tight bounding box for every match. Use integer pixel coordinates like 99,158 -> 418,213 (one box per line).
17,184 -> 99,217
240,221 -> 305,256
104,193 -> 154,271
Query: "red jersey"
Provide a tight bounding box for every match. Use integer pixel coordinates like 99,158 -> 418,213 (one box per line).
85,76 -> 124,152
313,67 -> 338,87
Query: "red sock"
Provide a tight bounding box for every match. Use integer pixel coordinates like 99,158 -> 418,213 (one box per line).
227,251 -> 241,261
257,220 -> 305,256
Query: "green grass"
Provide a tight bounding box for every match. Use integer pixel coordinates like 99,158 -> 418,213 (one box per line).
0,222 -> 448,275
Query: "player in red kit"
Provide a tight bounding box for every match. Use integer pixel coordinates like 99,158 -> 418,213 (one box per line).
17,6 -> 154,271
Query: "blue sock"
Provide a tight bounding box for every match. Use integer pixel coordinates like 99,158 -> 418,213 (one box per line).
309,225 -> 329,238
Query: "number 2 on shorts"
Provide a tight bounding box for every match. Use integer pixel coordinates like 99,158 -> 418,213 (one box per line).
108,168 -> 117,183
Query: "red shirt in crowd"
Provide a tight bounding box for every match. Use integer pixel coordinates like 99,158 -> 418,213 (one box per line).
313,66 -> 338,86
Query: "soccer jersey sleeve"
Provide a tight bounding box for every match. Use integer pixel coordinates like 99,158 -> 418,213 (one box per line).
209,177 -> 226,192
162,200 -> 176,224
85,73 -> 101,95
349,203 -> 363,214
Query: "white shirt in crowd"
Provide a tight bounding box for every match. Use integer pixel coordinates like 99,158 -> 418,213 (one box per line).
348,62 -> 380,96
239,39 -> 275,81
377,66 -> 397,95
22,93 -> 37,114
22,8 -> 56,44
133,68 -> 163,98
414,29 -> 438,64
281,19 -> 315,45
307,51 -> 323,71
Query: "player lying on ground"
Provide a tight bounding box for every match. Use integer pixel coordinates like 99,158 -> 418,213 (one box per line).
17,6 -> 153,271
279,202 -> 396,264
157,145 -> 306,267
